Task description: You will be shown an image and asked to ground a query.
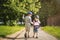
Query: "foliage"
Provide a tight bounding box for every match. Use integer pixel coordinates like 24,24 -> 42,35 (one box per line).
1,0 -> 41,14
39,0 -> 57,26
0,26 -> 24,37
42,26 -> 60,40
0,0 -> 41,25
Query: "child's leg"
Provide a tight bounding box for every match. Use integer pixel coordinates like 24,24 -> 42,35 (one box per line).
25,27 -> 29,38
27,27 -> 30,37
24,30 -> 27,38
33,27 -> 36,37
28,30 -> 30,37
36,32 -> 38,37
33,32 -> 35,37
36,29 -> 38,38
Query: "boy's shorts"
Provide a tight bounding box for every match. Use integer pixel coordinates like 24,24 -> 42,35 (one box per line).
25,24 -> 31,32
33,25 -> 39,32
25,26 -> 30,32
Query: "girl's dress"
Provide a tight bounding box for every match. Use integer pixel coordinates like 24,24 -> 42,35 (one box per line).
33,20 -> 40,32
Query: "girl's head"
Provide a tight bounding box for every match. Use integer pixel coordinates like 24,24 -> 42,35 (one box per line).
33,15 -> 39,22
34,17 -> 39,22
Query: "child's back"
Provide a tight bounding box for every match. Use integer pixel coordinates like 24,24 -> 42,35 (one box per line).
33,18 -> 41,38
33,18 -> 40,26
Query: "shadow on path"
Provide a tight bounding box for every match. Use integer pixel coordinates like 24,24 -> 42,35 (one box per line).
4,37 -> 35,40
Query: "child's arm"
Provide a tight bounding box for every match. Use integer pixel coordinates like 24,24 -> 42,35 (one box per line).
38,20 -> 41,24
32,20 -> 35,25
29,17 -> 33,24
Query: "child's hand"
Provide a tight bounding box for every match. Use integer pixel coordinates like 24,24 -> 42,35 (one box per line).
31,22 -> 33,24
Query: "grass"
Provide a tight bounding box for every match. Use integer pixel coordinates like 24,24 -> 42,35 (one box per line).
0,25 -> 24,37
42,26 -> 60,40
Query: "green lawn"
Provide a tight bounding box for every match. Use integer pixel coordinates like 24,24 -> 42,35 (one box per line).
0,25 -> 24,37
42,26 -> 60,40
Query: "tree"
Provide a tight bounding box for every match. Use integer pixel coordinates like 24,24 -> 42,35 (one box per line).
0,0 -> 41,25
39,0 -> 57,26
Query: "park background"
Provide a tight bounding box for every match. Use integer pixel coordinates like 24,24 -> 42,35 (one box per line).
0,0 -> 60,40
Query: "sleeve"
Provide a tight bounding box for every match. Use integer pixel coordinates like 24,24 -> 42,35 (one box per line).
24,17 -> 26,22
29,17 -> 33,24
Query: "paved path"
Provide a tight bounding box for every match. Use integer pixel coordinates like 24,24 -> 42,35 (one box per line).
0,27 -> 58,40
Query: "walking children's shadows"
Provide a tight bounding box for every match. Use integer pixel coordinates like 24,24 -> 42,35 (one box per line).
33,17 -> 41,38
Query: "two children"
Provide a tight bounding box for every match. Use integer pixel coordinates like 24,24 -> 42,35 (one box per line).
33,17 -> 41,38
24,12 -> 41,38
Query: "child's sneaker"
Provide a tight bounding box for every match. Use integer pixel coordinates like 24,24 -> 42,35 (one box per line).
33,36 -> 34,38
36,36 -> 38,38
24,33 -> 27,38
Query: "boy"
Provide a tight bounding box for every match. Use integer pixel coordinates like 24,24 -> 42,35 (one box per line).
24,12 -> 33,38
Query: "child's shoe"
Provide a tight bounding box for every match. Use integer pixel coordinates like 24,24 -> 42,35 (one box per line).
33,36 -> 34,38
36,36 -> 38,38
24,33 -> 27,38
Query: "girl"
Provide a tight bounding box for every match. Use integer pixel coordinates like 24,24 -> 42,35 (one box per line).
33,17 -> 41,38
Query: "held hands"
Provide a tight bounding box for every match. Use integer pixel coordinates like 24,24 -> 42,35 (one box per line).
31,22 -> 33,24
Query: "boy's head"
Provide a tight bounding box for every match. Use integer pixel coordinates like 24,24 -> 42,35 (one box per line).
27,12 -> 33,17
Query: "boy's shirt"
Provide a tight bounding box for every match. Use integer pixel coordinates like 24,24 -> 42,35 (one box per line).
25,16 -> 32,27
